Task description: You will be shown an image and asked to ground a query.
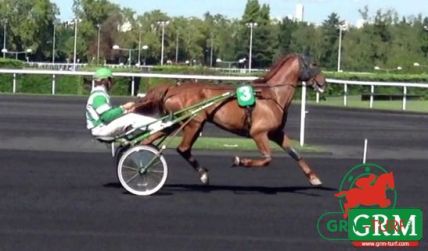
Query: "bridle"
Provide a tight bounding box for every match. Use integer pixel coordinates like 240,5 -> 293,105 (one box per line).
250,56 -> 322,112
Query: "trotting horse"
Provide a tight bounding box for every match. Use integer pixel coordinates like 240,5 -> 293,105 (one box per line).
135,53 -> 327,186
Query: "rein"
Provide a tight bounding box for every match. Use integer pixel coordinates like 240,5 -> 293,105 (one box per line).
254,83 -> 296,113
252,82 -> 297,89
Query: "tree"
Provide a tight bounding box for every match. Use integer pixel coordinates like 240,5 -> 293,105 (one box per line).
135,10 -> 169,65
208,14 -> 237,65
253,4 -> 276,67
235,0 -> 276,68
0,0 -> 58,61
242,0 -> 260,23
277,17 -> 298,56
341,27 -> 373,71
320,12 -> 342,69
72,0 -> 121,63
290,22 -> 322,61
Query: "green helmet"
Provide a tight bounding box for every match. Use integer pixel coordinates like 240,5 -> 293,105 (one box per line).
94,68 -> 112,80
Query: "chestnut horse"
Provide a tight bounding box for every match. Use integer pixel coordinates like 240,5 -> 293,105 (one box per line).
135,54 -> 326,186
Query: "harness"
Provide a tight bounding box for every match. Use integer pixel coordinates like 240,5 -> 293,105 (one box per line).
150,54 -> 321,132
238,57 -> 322,130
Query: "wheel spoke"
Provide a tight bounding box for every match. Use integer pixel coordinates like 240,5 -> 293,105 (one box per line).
152,159 -> 162,167
122,165 -> 138,171
141,155 -> 158,167
148,169 -> 164,174
144,160 -> 161,170
125,173 -> 140,184
140,158 -> 161,173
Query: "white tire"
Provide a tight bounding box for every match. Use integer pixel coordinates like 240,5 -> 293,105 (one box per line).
117,145 -> 168,196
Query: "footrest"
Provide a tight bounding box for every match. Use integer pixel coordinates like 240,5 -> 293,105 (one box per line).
96,137 -> 115,143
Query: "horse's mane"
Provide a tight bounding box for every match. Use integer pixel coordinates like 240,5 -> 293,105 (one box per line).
253,53 -> 300,84
134,84 -> 172,114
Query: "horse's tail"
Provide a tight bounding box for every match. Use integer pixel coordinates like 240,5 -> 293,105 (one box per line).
335,191 -> 347,198
134,84 -> 172,114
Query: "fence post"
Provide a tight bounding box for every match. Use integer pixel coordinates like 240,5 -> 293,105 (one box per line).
131,76 -> 135,96
300,81 -> 307,146
402,86 -> 407,111
91,79 -> 95,90
363,138 -> 368,164
316,92 -> 319,103
369,85 -> 374,109
344,83 -> 348,107
12,73 -> 16,93
52,74 -> 56,95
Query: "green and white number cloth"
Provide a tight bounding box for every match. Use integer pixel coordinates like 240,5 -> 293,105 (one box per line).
236,85 -> 256,107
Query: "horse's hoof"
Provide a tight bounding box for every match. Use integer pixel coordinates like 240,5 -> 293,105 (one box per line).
200,172 -> 209,185
232,156 -> 240,166
309,176 -> 323,186
197,168 -> 209,185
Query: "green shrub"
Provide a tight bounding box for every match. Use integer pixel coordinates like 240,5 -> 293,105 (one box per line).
0,58 -> 24,69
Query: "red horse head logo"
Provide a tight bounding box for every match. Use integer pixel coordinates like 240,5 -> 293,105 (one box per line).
335,172 -> 395,218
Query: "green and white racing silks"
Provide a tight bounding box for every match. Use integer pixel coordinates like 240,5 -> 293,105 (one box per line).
86,86 -> 124,129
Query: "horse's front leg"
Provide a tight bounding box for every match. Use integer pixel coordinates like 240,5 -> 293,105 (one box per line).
176,120 -> 209,184
233,132 -> 272,167
270,131 -> 322,186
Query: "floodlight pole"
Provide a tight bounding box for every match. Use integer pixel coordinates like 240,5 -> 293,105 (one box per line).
246,22 -> 257,72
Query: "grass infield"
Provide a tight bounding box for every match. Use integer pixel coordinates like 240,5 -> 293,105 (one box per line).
307,95 -> 428,113
162,136 -> 323,153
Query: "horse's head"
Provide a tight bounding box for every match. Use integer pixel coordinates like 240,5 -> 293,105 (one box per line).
298,55 -> 327,93
383,172 -> 395,190
376,172 -> 395,191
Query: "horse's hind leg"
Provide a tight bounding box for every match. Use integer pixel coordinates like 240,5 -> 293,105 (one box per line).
141,124 -> 178,146
176,120 -> 209,184
270,131 -> 322,186
141,131 -> 167,145
233,132 -> 272,167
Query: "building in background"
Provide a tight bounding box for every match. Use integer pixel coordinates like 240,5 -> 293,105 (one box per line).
295,3 -> 304,22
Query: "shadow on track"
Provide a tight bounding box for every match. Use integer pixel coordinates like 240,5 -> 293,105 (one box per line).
103,182 -> 336,196
163,184 -> 337,196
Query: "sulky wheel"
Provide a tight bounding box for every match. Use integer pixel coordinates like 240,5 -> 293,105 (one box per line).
117,145 -> 168,196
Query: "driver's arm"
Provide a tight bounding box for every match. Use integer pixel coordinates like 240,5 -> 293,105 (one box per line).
93,95 -> 124,124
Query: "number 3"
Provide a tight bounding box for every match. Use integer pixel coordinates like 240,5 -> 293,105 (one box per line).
239,87 -> 251,101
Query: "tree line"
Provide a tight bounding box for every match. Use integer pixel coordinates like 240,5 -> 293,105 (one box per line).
0,0 -> 428,72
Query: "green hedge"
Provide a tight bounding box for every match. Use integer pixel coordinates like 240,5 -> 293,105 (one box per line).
0,58 -> 24,69
150,65 -> 219,75
1,61 -> 428,97
325,71 -> 428,83
322,71 -> 428,99
0,59 -> 24,92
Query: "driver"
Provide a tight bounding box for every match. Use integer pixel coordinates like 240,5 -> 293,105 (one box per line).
86,68 -> 156,140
